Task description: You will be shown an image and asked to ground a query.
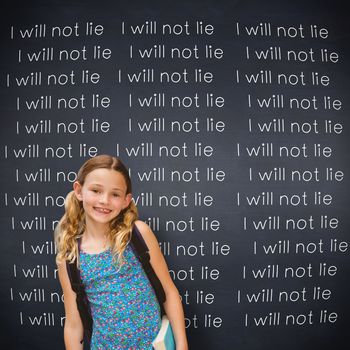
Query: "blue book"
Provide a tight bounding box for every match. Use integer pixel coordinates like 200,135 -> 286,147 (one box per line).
152,315 -> 176,350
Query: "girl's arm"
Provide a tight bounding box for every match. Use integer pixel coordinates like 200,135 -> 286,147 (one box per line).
57,261 -> 85,350
135,220 -> 189,350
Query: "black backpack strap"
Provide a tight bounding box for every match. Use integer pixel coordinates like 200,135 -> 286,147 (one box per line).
66,241 -> 93,346
130,224 -> 166,315
66,260 -> 82,293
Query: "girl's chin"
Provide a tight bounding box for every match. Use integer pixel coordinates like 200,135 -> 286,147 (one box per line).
87,212 -> 116,224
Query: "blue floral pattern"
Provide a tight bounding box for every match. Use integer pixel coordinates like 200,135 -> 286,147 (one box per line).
80,244 -> 161,349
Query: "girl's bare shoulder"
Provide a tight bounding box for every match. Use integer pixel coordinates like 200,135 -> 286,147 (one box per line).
133,220 -> 158,245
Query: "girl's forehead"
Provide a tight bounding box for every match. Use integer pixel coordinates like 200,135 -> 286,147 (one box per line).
84,168 -> 127,187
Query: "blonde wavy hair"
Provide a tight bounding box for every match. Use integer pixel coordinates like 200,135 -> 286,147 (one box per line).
55,155 -> 138,267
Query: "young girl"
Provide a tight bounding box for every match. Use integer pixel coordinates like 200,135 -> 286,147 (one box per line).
55,155 -> 188,350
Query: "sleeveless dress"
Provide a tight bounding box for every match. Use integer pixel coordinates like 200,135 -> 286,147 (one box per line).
79,244 -> 161,349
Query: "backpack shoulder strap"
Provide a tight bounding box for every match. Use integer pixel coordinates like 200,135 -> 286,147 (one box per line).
66,259 -> 80,292
66,260 -> 86,297
130,224 -> 151,262
65,239 -> 85,295
130,223 -> 166,314
65,240 -> 92,345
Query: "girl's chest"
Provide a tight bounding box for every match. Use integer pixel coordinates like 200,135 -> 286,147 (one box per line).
79,246 -> 144,289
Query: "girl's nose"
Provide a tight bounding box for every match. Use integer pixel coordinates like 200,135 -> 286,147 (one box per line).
99,193 -> 109,204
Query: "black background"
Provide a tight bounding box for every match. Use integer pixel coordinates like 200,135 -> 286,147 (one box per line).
0,0 -> 349,349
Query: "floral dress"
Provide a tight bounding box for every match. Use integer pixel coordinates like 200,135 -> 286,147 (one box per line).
79,244 -> 161,349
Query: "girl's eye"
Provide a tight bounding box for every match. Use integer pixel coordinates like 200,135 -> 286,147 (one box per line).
91,189 -> 99,193
113,193 -> 119,197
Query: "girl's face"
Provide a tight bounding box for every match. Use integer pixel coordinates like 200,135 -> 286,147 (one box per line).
73,168 -> 132,229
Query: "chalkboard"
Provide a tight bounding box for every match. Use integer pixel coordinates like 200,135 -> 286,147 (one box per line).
0,0 -> 349,349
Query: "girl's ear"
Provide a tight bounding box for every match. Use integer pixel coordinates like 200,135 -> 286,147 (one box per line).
123,193 -> 132,209
73,181 -> 83,201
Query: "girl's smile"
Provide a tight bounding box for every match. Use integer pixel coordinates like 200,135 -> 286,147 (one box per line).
94,207 -> 112,214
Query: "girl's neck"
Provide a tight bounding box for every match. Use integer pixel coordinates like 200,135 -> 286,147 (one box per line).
84,217 -> 109,236
83,219 -> 110,241
82,221 -> 111,254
